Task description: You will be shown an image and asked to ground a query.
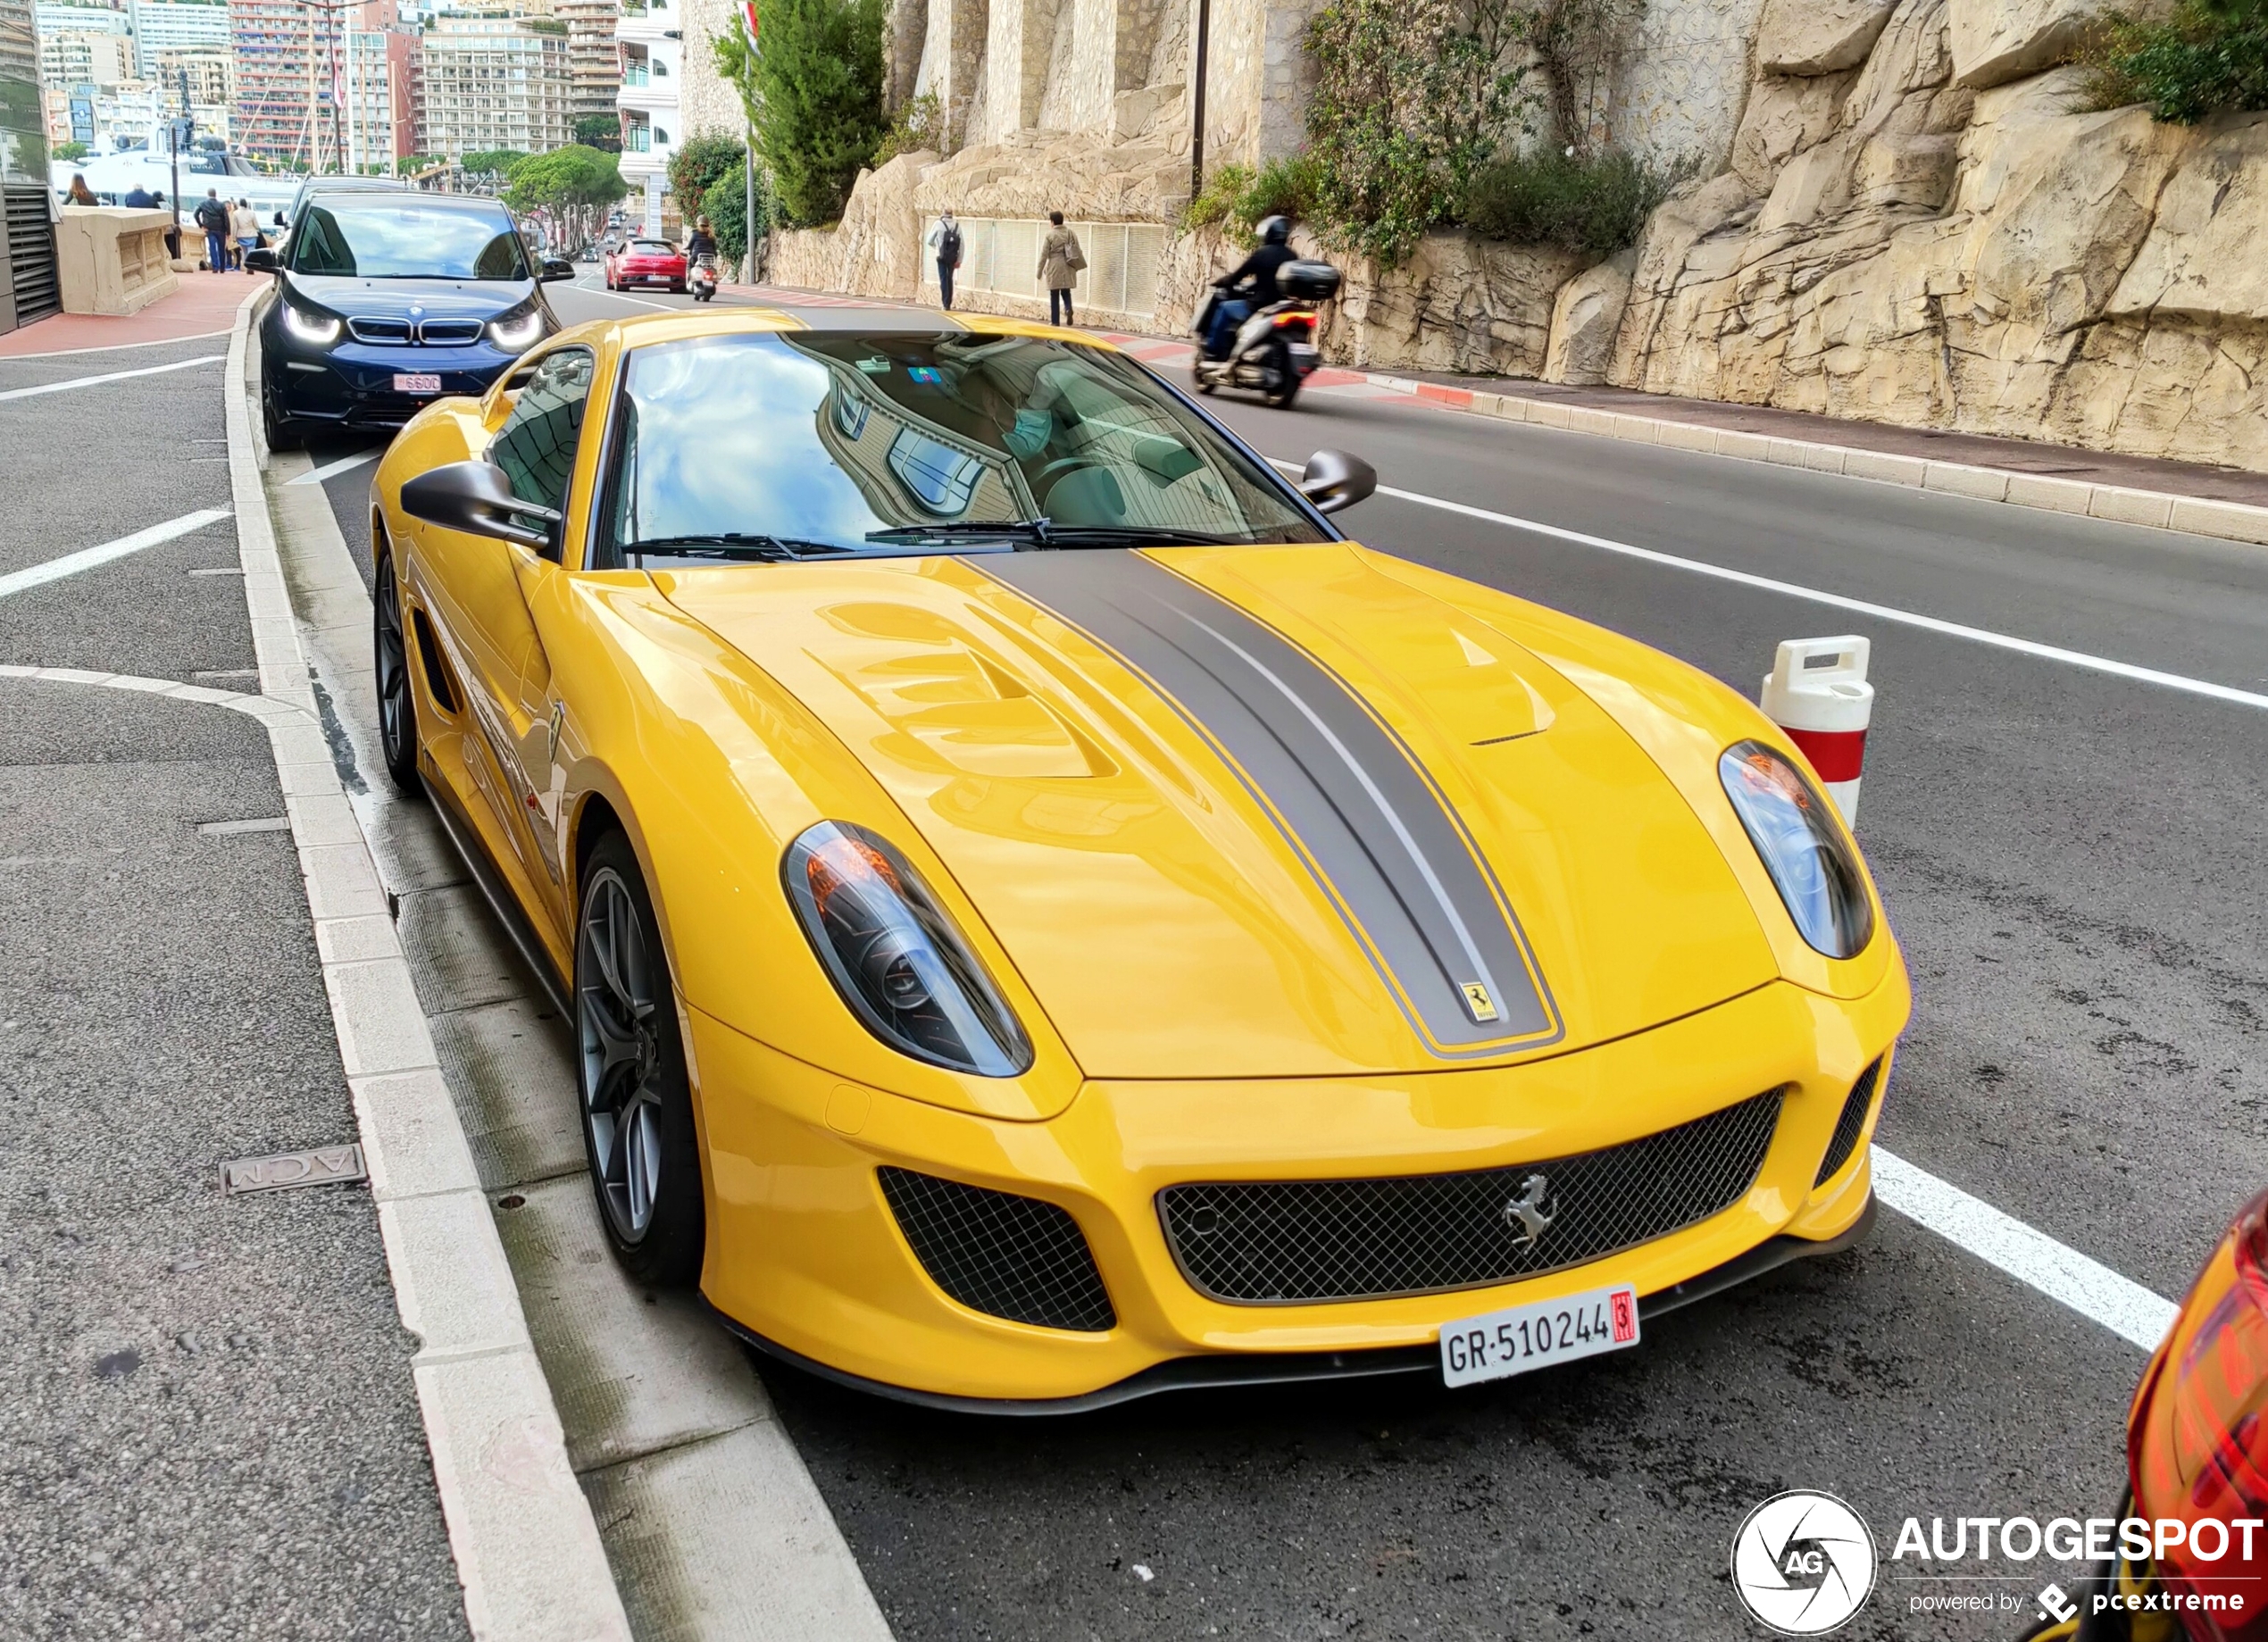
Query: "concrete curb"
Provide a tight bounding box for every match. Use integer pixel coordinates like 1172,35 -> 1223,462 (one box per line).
221,289 -> 634,1642
1109,333 -> 2268,551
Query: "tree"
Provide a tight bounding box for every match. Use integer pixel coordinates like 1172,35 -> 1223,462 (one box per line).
395,153 -> 441,176
53,140 -> 88,161
699,164 -> 773,264
669,132 -> 744,218
505,144 -> 630,249
714,0 -> 886,226
573,113 -> 622,153
461,149 -> 531,180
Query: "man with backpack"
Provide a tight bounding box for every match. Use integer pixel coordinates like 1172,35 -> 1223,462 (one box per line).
194,189 -> 230,275
928,210 -> 963,310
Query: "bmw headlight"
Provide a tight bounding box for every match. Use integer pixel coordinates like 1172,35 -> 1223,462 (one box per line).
783,821 -> 1033,1077
488,304 -> 549,352
1718,741 -> 1875,959
281,298 -> 341,346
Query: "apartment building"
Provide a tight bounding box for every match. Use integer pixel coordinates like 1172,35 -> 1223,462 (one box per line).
39,23 -> 129,86
419,13 -> 571,161
127,0 -> 227,73
552,0 -> 616,127
613,0 -> 674,226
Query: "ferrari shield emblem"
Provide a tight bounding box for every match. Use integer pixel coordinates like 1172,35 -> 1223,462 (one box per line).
1461,980 -> 1500,1023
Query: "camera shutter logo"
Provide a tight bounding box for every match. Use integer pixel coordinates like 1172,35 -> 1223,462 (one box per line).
1730,1490 -> 1877,1634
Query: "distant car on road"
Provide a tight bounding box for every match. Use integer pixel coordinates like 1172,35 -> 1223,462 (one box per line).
604,238 -> 686,294
248,189 -> 573,449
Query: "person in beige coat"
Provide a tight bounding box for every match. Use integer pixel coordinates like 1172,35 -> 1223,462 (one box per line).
1038,211 -> 1084,327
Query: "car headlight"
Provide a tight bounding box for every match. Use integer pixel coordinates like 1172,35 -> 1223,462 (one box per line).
783,821 -> 1033,1077
281,299 -> 340,346
488,306 -> 548,352
1718,741 -> 1875,959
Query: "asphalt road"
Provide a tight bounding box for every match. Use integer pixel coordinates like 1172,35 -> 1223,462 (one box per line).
292,280 -> 2268,1639
0,336 -> 469,1638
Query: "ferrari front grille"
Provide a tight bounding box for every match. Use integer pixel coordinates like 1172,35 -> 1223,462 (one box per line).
1814,1060 -> 1882,1186
880,1168 -> 1116,1332
1157,1089 -> 1786,1304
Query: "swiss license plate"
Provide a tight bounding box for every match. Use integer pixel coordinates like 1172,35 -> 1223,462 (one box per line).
393,373 -> 442,395
1439,1282 -> 1639,1388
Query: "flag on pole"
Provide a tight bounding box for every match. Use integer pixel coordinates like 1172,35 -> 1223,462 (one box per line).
743,1 -> 758,38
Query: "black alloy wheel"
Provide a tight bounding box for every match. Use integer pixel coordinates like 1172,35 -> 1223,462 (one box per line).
373,548 -> 421,794
263,386 -> 303,451
575,831 -> 705,1285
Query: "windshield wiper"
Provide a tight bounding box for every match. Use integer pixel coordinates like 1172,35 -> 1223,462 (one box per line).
865,521 -> 1053,545
622,532 -> 854,561
864,521 -> 1238,549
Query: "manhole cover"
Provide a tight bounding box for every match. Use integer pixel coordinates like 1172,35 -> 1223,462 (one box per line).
223,1144 -> 367,1196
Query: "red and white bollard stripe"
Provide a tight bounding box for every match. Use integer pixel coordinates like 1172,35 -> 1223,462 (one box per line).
1760,637 -> 1872,825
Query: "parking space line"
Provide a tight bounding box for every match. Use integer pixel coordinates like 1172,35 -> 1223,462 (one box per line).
289,450 -> 380,487
1268,460 -> 2268,713
1872,1148 -> 2179,1349
0,507 -> 232,600
0,353 -> 226,403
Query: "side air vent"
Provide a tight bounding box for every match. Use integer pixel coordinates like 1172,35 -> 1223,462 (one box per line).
409,606 -> 459,713
1814,1060 -> 1884,1186
879,1168 -> 1115,1332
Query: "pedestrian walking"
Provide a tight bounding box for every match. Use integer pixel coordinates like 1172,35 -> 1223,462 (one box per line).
65,174 -> 98,208
195,188 -> 230,274
1038,211 -> 1083,327
929,210 -> 963,311
229,198 -> 260,269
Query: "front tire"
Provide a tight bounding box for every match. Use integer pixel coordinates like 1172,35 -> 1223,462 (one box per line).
1261,343 -> 1300,410
575,832 -> 705,1286
373,546 -> 421,795
263,388 -> 303,451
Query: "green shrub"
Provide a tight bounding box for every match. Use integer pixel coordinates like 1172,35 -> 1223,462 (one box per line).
669,133 -> 746,219
1179,154 -> 1325,244
871,92 -> 942,169
2079,0 -> 2268,121
1460,148 -> 1677,259
699,165 -> 774,265
714,0 -> 887,227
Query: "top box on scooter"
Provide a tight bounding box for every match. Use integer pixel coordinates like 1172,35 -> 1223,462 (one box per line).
1280,261 -> 1342,303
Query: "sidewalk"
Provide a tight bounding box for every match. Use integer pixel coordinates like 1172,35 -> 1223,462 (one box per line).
0,270 -> 256,358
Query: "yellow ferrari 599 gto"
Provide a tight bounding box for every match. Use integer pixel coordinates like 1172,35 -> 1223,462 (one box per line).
370,308 -> 1908,1410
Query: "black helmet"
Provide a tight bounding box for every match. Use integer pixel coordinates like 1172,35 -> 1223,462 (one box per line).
1257,214 -> 1291,246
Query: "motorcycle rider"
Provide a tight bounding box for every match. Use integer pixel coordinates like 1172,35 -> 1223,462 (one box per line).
1205,214 -> 1299,360
686,214 -> 719,268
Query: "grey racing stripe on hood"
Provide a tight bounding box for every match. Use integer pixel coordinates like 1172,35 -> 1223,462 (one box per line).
980,549 -> 1561,1059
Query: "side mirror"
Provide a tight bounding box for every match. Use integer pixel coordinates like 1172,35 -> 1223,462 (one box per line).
401,460 -> 561,556
1297,448 -> 1377,515
244,247 -> 278,272
539,258 -> 574,282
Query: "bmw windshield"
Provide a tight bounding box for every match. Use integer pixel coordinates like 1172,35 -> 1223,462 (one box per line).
597,330 -> 1323,566
288,200 -> 530,279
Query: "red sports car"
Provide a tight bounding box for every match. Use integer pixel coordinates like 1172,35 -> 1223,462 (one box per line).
605,237 -> 687,293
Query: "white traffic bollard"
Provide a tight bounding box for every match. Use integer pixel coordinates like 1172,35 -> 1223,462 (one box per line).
1760,636 -> 1872,826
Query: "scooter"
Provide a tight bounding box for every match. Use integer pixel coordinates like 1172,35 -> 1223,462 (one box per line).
1191,259 -> 1342,409
689,254 -> 718,303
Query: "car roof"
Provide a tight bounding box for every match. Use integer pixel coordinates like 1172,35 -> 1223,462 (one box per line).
301,176 -> 412,192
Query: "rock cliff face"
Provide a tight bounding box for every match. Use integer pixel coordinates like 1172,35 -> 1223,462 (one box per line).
1609,0 -> 2268,470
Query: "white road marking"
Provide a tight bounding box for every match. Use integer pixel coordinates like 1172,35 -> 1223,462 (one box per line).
0,352 -> 227,403
289,448 -> 379,486
1270,460 -> 2268,714
1872,1148 -> 2179,1350
573,279 -> 682,313
0,507 -> 232,600
197,815 -> 292,835
0,328 -> 232,362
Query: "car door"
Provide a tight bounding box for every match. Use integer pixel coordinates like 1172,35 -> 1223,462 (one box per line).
418,344 -> 595,937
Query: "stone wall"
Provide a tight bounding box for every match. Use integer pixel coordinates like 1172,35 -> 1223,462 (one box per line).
1610,0 -> 1771,172
1608,0 -> 2268,471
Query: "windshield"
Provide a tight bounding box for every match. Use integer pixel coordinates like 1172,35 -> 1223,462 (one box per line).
625,239 -> 675,255
601,331 -> 1322,566
288,201 -> 529,279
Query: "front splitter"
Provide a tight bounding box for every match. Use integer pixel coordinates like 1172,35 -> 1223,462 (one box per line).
715,1193 -> 1878,1417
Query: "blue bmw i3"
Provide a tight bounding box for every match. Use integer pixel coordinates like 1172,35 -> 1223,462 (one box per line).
250,189 -> 574,449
